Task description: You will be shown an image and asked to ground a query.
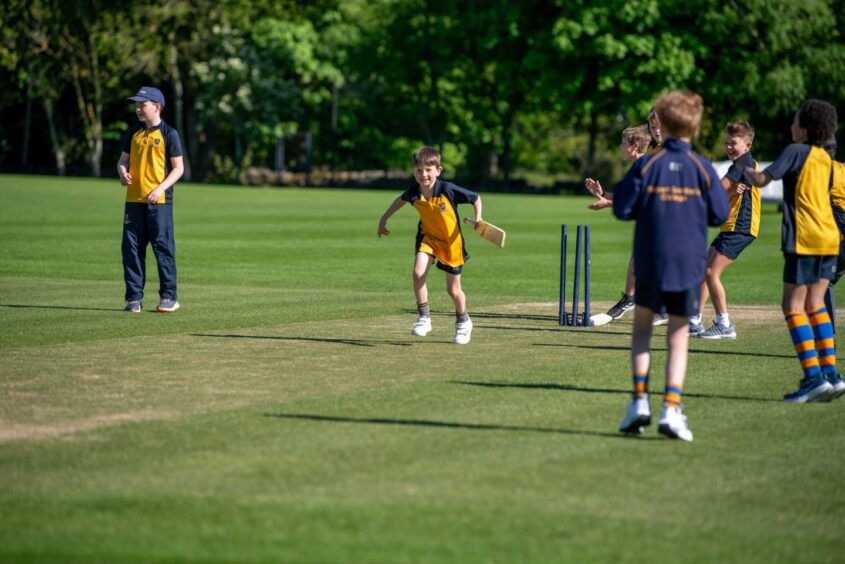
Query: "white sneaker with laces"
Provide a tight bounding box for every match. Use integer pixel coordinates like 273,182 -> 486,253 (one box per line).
658,405 -> 693,442
619,397 -> 651,434
454,319 -> 473,345
411,316 -> 432,336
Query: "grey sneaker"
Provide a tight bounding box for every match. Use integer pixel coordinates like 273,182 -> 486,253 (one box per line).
124,300 -> 142,313
607,294 -> 635,320
652,313 -> 669,326
696,322 -> 736,339
689,321 -> 705,335
156,299 -> 180,313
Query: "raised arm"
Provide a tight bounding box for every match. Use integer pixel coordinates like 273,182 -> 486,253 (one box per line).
744,168 -> 772,188
378,196 -> 407,237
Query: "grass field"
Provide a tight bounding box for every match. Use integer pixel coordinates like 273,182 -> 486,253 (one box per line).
1,174 -> 844,563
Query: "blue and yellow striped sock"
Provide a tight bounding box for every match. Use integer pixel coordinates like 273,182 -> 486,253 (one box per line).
786,311 -> 821,379
809,305 -> 837,376
632,372 -> 649,399
663,385 -> 683,409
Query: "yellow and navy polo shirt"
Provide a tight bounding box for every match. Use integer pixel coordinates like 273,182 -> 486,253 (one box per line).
765,143 -> 839,256
120,121 -> 183,204
400,179 -> 479,267
829,160 -> 845,233
721,151 -> 761,236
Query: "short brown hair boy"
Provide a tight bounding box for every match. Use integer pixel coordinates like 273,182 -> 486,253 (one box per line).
413,146 -> 442,168
655,90 -> 703,139
725,121 -> 755,144
622,125 -> 651,154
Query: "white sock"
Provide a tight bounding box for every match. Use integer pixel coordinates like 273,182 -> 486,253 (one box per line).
689,313 -> 702,325
716,313 -> 730,327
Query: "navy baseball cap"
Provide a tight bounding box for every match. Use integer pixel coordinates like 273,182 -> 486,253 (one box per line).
127,86 -> 165,106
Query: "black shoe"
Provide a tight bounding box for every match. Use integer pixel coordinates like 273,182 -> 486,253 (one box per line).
607,294 -> 635,320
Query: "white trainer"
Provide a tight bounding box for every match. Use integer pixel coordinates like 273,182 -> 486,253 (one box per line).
454,319 -> 473,345
658,405 -> 693,442
411,316 -> 432,337
619,397 -> 651,434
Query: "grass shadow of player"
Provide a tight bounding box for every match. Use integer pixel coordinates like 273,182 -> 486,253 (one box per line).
532,342 -> 795,359
1,303 -> 126,313
405,309 -> 559,322
451,380 -> 781,403
262,412 -> 662,440
192,333 -> 412,347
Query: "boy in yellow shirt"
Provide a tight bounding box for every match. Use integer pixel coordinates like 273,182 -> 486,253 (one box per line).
378,147 -> 483,345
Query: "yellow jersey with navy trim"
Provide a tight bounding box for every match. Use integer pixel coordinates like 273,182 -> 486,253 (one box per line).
120,121 -> 183,204
720,151 -> 761,236
401,179 -> 479,267
765,143 -> 838,256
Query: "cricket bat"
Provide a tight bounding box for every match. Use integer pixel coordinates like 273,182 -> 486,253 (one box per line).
463,217 -> 506,248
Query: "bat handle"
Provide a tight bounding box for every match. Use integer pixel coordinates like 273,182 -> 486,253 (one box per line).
463,217 -> 475,226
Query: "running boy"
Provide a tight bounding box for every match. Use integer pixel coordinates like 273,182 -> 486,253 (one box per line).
378,147 -> 482,345
613,91 -> 730,441
691,121 -> 760,339
116,86 -> 184,313
743,99 -> 844,402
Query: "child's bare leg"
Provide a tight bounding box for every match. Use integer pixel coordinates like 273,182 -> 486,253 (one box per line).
705,251 -> 734,316
631,305 -> 655,376
665,314 -> 690,393
445,272 -> 466,315
625,257 -> 636,296
413,252 -> 433,305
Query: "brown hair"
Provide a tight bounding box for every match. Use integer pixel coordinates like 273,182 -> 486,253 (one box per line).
622,125 -> 651,153
654,90 -> 703,139
725,121 -> 755,143
412,146 -> 442,167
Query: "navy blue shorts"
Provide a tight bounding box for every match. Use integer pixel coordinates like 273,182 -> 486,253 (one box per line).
711,231 -> 756,260
435,261 -> 463,275
635,280 -> 699,318
783,253 -> 837,284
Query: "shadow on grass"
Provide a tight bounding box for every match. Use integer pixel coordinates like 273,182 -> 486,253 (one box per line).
532,341 -> 794,359
404,309 -> 560,322
451,380 -> 780,403
474,323 -> 633,336
192,333 -> 412,347
1,303 -> 122,313
263,412 -> 661,440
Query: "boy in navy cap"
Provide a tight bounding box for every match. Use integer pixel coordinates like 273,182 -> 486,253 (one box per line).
612,90 -> 730,441
116,86 -> 184,313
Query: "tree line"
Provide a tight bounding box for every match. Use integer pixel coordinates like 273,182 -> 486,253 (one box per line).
2,0 -> 844,189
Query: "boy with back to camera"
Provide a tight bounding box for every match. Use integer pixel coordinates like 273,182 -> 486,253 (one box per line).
744,99 -> 845,402
613,90 -> 730,441
378,147 -> 483,345
117,86 -> 184,313
690,121 -> 761,339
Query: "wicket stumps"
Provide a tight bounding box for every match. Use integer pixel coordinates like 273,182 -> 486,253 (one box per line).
559,224 -> 591,326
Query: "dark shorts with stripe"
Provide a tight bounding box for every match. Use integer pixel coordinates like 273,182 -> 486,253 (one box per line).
435,260 -> 463,275
635,280 -> 699,318
783,253 -> 837,284
711,231 -> 756,260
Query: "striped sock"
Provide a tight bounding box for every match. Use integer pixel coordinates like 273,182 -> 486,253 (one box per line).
786,311 -> 821,379
632,372 -> 649,399
663,385 -> 682,408
809,305 -> 837,376
417,302 -> 430,317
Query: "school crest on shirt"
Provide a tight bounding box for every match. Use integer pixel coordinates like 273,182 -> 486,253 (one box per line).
154,138 -> 161,146
439,203 -> 446,211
